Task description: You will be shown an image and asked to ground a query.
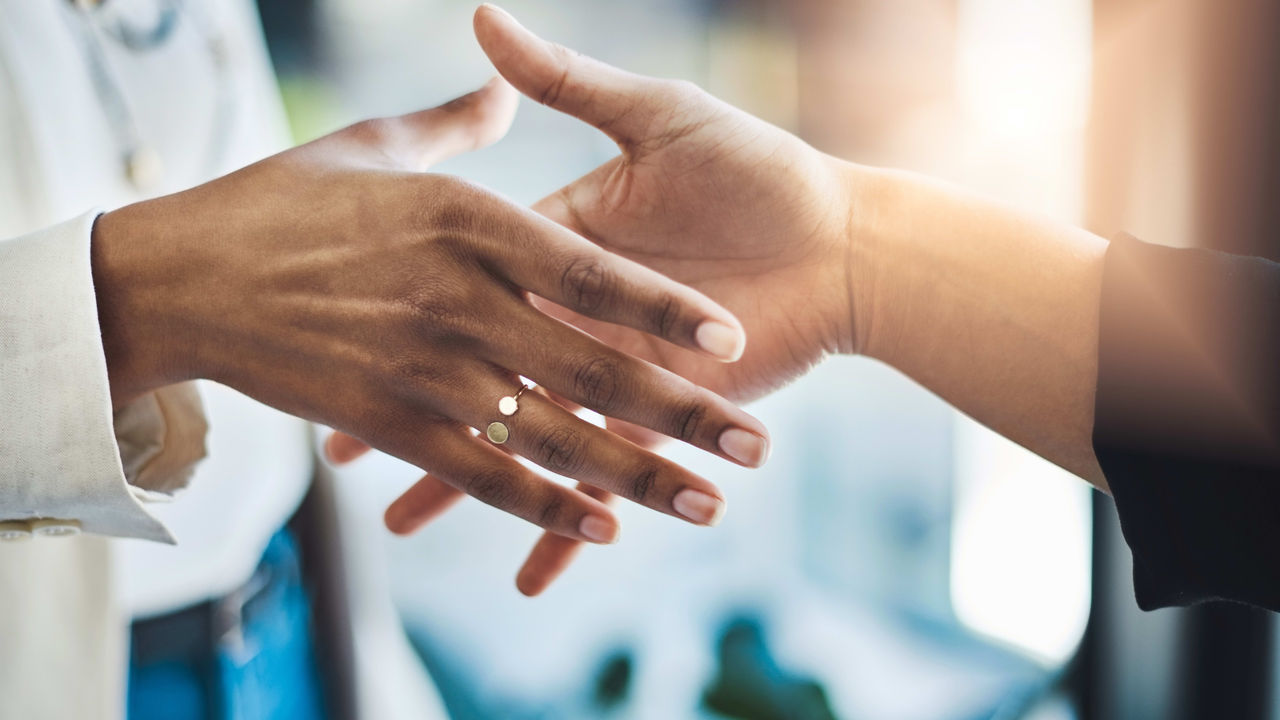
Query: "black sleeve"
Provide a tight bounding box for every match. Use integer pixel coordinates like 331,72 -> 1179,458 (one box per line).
1093,233 -> 1280,612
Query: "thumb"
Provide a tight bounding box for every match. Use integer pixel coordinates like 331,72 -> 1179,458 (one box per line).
354,76 -> 518,171
474,4 -> 672,144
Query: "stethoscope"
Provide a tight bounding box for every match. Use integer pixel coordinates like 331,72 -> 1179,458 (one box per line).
62,0 -> 233,190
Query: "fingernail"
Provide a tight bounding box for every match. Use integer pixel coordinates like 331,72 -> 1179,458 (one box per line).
673,489 -> 726,526
695,321 -> 745,361
579,515 -> 619,544
719,428 -> 769,467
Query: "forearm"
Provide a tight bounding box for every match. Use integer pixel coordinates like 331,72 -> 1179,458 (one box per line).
838,162 -> 1109,489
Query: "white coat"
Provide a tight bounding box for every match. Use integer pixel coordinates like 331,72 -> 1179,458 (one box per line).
0,2 -> 446,717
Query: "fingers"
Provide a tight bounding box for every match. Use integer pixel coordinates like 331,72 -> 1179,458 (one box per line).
489,304 -> 769,467
382,473 -> 607,597
455,375 -> 730,526
516,484 -> 614,596
486,206 -> 747,361
393,423 -> 621,544
516,534 -> 585,596
349,76 -> 518,171
324,431 -> 371,464
473,4 -> 674,144
384,474 -> 464,535
398,76 -> 519,169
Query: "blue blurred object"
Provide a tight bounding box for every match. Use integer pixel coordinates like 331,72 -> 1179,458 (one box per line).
128,529 -> 327,720
404,597 -> 1053,720
701,616 -> 838,720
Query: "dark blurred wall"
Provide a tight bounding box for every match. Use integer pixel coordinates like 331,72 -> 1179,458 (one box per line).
1188,0 -> 1280,261
1087,0 -> 1280,260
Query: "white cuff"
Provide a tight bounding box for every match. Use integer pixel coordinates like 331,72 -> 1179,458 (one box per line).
114,382 -> 208,503
0,211 -> 177,543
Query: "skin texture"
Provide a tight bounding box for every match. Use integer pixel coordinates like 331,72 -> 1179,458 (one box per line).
339,5 -> 1110,596
91,78 -> 775,546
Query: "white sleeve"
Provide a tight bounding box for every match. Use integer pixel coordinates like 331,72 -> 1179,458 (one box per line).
0,211 -> 208,543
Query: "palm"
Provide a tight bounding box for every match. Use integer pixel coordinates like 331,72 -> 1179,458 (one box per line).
535,93 -> 849,411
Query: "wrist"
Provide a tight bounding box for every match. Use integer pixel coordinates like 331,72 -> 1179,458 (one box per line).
827,158 -> 895,357
91,203 -> 204,405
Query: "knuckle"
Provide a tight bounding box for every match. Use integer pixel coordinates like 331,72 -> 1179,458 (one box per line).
627,466 -> 658,503
662,79 -> 702,103
559,256 -> 612,313
537,495 -> 565,528
463,468 -> 521,510
427,193 -> 477,237
672,398 -> 707,443
649,292 -> 683,338
347,117 -> 394,143
396,273 -> 497,345
536,426 -> 587,476
441,90 -> 481,115
413,182 -> 504,264
571,355 -> 622,409
539,46 -> 576,107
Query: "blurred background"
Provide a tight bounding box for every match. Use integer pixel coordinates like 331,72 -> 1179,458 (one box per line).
254,1 -> 1280,718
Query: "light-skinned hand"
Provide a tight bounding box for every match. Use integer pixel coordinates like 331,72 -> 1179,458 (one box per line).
365,4 -> 1112,597
344,5 -> 856,594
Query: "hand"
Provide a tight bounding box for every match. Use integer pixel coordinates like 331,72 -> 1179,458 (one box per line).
91,78 -> 771,546
377,6 -> 862,594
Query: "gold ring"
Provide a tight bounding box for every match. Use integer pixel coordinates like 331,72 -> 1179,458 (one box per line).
487,383 -> 531,445
485,421 -> 510,445
498,384 -> 529,417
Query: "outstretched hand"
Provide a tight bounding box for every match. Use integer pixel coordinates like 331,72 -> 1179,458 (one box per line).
349,5 -> 860,595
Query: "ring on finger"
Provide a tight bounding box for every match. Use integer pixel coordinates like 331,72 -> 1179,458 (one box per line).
487,382 -> 531,444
